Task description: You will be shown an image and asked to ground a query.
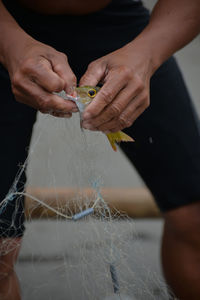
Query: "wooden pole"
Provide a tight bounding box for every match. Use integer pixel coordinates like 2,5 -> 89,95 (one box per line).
25,187 -> 161,219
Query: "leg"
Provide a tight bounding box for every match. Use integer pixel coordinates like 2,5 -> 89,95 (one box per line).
0,63 -> 37,300
120,57 -> 200,298
162,201 -> 200,300
0,238 -> 22,300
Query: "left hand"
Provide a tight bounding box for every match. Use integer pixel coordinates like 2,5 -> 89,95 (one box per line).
80,43 -> 154,133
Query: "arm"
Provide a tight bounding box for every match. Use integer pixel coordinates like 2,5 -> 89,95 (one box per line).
80,0 -> 200,132
0,0 -> 78,117
136,0 -> 200,70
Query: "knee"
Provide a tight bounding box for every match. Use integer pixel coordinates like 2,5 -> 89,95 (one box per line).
164,201 -> 200,247
0,267 -> 14,281
0,238 -> 21,278
0,256 -> 14,280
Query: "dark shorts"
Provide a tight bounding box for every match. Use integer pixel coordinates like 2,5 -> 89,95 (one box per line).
1,0 -> 200,237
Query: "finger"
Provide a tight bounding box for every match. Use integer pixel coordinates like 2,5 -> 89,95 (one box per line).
108,99 -> 148,132
95,117 -> 119,132
43,94 -> 77,113
109,108 -> 143,132
28,58 -> 65,93
79,60 -> 107,87
82,83 -> 140,128
82,70 -> 128,120
50,52 -> 77,93
93,92 -> 148,132
15,79 -> 78,113
50,112 -> 72,118
96,109 -> 137,133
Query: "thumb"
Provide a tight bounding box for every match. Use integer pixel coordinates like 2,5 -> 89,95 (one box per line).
51,52 -> 77,93
79,60 -> 107,87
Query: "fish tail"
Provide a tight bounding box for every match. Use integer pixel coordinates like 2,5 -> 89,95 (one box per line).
106,133 -> 118,151
106,131 -> 134,152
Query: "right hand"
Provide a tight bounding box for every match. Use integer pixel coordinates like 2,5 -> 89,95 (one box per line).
7,37 -> 78,117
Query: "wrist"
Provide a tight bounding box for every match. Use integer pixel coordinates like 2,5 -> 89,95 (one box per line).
3,31 -> 36,75
123,36 -> 158,79
0,1 -> 36,73
126,24 -> 177,76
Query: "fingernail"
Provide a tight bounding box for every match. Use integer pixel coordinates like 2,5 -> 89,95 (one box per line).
83,112 -> 91,120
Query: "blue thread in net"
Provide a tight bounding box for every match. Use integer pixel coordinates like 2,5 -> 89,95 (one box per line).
0,190 -> 17,215
72,207 -> 94,221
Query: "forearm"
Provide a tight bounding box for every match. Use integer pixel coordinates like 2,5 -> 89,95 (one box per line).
0,0 -> 33,69
128,0 -> 200,73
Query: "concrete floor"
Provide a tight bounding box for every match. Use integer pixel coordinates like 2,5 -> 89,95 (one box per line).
17,219 -> 167,300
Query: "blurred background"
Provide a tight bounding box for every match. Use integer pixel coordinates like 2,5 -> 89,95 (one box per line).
27,0 -> 200,189
16,1 -> 200,299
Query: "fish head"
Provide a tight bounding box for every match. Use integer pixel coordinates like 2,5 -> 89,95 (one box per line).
75,86 -> 100,112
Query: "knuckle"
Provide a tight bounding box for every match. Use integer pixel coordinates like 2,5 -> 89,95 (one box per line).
126,119 -> 133,128
49,97 -> 66,112
100,89 -> 113,105
53,63 -> 63,74
118,115 -> 127,128
59,52 -> 68,61
37,95 -> 49,111
87,60 -> 103,76
142,91 -> 149,101
12,72 -> 21,88
119,115 -> 132,128
120,66 -> 133,80
88,61 -> 97,70
50,79 -> 64,92
11,87 -> 24,104
109,104 -> 121,117
135,78 -> 145,92
20,58 -> 35,74
140,93 -> 150,109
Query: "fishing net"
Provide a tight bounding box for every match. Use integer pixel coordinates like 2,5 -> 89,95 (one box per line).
0,103 -> 170,299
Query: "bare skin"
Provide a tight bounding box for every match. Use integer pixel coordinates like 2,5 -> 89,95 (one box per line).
9,41 -> 79,118
0,0 -> 200,299
0,238 -> 21,300
0,0 -> 79,118
80,0 -> 200,132
162,202 -> 200,300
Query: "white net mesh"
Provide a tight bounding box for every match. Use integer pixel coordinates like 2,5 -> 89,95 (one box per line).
0,111 -> 171,300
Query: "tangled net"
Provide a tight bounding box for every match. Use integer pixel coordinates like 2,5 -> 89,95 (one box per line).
0,110 -> 170,300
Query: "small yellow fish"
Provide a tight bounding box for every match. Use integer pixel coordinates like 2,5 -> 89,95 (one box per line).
75,86 -> 134,151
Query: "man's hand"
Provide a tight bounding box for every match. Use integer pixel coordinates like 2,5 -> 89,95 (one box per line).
8,39 -> 78,117
80,0 -> 200,132
80,44 -> 153,132
0,1 -> 78,117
